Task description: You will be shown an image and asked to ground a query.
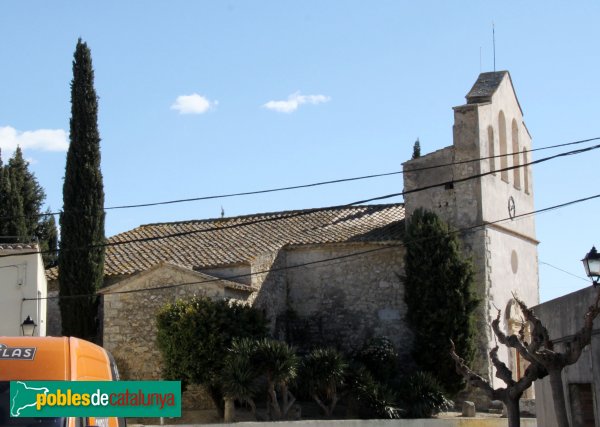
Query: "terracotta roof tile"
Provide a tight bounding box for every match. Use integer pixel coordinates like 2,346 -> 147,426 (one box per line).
47,204 -> 404,280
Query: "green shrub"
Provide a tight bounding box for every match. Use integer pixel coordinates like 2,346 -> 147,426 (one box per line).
156,297 -> 268,413
356,337 -> 399,382
346,364 -> 402,419
397,371 -> 453,418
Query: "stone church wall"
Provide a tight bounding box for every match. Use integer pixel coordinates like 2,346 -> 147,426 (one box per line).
102,266 -> 250,409
270,243 -> 410,359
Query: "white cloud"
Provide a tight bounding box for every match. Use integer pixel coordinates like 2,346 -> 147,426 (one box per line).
0,126 -> 68,155
171,93 -> 217,114
263,92 -> 331,113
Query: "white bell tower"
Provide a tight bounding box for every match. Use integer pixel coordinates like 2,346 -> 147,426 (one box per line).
403,71 -> 539,389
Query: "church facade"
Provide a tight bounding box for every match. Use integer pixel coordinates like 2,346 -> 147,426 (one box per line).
46,71 -> 539,395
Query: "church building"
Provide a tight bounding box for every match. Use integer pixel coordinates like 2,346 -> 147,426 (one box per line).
46,71 -> 538,396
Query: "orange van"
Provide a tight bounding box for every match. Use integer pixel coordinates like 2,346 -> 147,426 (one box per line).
0,336 -> 125,427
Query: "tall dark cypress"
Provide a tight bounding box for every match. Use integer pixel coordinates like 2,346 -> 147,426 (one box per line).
404,208 -> 479,395
59,39 -> 105,341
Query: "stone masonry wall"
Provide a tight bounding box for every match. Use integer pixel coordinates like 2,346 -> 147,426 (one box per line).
102,265 -> 250,409
283,243 -> 411,360
250,250 -> 288,335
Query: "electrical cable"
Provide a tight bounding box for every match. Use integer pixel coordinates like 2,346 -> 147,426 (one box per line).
539,261 -> 589,283
23,191 -> 600,302
4,141 -> 600,259
6,136 -> 600,220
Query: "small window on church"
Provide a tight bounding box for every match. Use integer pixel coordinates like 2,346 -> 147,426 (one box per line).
512,119 -> 521,190
499,111 -> 509,183
488,126 -> 495,174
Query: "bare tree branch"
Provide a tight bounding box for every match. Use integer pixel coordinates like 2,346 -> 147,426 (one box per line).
490,346 -> 515,387
449,340 -> 496,399
515,297 -> 553,352
491,309 -> 543,367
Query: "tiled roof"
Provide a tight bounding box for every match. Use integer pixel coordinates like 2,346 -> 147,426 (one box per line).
0,243 -> 38,251
46,204 -> 405,280
466,71 -> 508,103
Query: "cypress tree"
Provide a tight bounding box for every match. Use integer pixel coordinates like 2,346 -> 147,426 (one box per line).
404,208 -> 478,395
412,138 -> 421,159
59,39 -> 106,341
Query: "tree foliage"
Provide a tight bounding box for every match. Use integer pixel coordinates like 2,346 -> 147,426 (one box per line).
300,347 -> 347,417
0,148 -> 57,265
356,337 -> 399,382
411,138 -> 421,159
404,208 -> 478,395
156,297 -> 268,413
59,38 -> 106,340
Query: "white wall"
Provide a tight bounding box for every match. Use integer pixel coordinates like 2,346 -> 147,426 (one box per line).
0,247 -> 47,336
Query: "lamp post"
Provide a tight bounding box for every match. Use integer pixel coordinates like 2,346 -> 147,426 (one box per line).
21,315 -> 36,336
582,246 -> 600,287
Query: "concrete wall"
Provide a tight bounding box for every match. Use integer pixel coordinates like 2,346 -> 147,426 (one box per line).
0,247 -> 47,336
534,286 -> 600,427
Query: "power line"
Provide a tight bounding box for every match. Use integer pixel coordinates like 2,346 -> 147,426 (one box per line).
6,136 -> 600,221
539,261 -> 589,283
25,191 -> 600,302
5,141 -> 600,259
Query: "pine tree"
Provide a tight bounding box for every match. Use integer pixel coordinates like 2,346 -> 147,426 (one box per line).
0,148 -> 57,255
1,169 -> 27,241
37,210 -> 58,267
59,38 -> 106,341
404,208 -> 478,395
8,146 -> 45,236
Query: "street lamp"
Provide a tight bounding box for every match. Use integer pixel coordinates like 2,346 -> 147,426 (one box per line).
582,246 -> 600,287
21,315 -> 36,336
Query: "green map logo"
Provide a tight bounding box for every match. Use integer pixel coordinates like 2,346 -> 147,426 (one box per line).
10,381 -> 181,417
10,381 -> 49,416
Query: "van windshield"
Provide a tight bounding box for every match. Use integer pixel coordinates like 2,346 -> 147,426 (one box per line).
0,382 -> 65,427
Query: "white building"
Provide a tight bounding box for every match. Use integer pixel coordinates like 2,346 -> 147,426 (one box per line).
0,243 -> 47,336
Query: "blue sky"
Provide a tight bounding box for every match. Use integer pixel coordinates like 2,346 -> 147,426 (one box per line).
1,1 -> 599,302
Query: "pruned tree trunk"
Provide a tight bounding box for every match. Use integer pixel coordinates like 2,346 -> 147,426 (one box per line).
505,398 -> 521,427
312,393 -> 338,417
267,381 -> 281,419
223,397 -> 236,423
280,384 -> 296,417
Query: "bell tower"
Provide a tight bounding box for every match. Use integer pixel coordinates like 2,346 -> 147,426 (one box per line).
403,71 -> 539,388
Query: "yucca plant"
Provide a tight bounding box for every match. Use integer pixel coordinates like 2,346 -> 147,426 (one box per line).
397,371 -> 452,418
252,338 -> 299,419
220,339 -> 261,419
301,348 -> 347,417
346,364 -> 402,419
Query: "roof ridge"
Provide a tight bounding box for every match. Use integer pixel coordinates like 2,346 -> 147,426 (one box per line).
133,203 -> 405,230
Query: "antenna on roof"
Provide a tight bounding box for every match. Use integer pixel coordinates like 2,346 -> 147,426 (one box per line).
492,21 -> 496,72
221,206 -> 225,218
479,46 -> 482,73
